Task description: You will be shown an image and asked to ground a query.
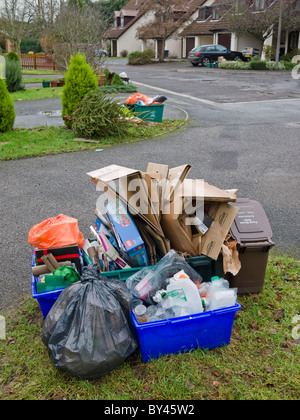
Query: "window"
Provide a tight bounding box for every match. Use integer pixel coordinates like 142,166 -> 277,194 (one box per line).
199,8 -> 206,20
255,0 -> 265,10
114,18 -> 118,28
216,45 -> 228,52
212,8 -> 219,20
120,16 -> 124,28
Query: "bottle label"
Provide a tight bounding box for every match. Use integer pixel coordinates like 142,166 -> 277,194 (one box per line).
167,289 -> 187,301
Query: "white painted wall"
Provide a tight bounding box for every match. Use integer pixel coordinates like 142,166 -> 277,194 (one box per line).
116,11 -> 155,56
237,34 -> 263,54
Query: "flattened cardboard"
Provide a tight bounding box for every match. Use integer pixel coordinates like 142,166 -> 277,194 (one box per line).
179,179 -> 237,202
201,203 -> 239,260
88,165 -> 164,235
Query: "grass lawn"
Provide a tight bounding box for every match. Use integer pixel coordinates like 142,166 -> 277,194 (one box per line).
0,251 -> 299,400
11,87 -> 63,101
0,121 -> 185,160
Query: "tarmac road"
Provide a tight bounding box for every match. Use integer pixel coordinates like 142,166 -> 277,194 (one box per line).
0,60 -> 299,312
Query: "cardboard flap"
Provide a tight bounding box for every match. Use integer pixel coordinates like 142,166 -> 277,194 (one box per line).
179,179 -> 237,202
167,165 -> 192,201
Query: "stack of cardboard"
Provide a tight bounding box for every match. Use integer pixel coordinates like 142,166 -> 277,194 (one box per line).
87,163 -> 240,270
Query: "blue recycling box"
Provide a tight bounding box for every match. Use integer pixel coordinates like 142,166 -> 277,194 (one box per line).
132,302 -> 241,362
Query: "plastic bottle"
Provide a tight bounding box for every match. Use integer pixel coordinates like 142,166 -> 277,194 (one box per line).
134,304 -> 148,323
166,277 -> 203,315
208,276 -> 237,311
209,289 -> 237,311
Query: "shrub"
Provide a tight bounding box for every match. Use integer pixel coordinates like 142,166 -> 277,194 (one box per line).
266,60 -> 286,70
5,54 -> 23,92
120,50 -> 128,57
6,51 -> 19,61
111,73 -> 124,86
0,78 -> 15,132
218,60 -> 250,70
61,53 -> 98,128
128,49 -> 155,65
103,68 -> 115,86
249,59 -> 267,70
72,89 -> 145,139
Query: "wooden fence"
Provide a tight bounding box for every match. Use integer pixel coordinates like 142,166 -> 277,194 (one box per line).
20,54 -> 56,70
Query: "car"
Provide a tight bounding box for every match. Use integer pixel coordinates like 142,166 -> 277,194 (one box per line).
188,44 -> 246,67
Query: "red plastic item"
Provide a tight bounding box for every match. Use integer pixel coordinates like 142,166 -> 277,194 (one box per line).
28,214 -> 84,249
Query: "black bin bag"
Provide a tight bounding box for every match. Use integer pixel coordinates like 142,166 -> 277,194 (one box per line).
41,264 -> 137,379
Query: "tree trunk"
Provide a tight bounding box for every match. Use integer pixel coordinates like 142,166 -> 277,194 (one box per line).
159,38 -> 166,62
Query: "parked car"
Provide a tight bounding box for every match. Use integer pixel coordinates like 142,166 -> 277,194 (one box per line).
188,44 -> 246,67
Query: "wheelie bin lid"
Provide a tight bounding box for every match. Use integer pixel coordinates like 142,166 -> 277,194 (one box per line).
229,198 -> 274,248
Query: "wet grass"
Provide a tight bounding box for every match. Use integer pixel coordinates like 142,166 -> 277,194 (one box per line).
0,251 -> 299,400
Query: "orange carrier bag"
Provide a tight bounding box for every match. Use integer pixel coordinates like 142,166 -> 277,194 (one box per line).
28,214 -> 84,249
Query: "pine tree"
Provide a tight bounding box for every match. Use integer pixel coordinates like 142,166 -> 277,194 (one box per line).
61,53 -> 98,128
0,78 -> 15,132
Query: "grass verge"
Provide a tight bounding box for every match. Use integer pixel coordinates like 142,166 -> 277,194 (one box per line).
0,251 -> 299,400
0,121 -> 185,160
11,87 -> 63,101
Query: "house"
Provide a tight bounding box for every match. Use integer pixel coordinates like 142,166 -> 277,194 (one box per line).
181,0 -> 300,58
105,0 -> 300,59
105,0 -> 206,59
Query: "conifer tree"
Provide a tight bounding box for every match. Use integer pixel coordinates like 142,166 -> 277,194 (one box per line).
61,53 -> 98,128
0,78 -> 15,132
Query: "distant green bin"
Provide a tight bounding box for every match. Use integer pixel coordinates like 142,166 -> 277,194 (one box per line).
133,103 -> 165,122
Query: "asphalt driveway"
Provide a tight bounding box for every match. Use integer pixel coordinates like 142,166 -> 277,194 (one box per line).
0,60 -> 299,311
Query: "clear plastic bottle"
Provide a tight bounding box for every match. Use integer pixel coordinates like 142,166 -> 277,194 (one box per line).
166,277 -> 203,315
134,304 -> 148,323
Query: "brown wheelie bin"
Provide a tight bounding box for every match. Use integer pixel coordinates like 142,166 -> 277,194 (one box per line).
225,198 -> 275,294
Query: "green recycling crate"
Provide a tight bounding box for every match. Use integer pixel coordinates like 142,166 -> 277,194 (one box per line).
133,103 -> 165,122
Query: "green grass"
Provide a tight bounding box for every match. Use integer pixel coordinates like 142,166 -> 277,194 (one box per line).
0,251 -> 299,400
0,121 -> 185,160
10,84 -> 138,101
22,78 -> 53,84
22,70 -> 63,75
11,86 -> 63,101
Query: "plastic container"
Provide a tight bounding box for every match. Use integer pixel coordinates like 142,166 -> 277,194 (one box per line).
185,254 -> 224,282
224,198 -> 275,294
132,302 -> 241,362
31,252 -> 84,319
166,278 -> 203,315
133,104 -> 165,122
225,198 -> 275,294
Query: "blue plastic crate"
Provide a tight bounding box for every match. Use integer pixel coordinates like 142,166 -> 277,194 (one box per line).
131,303 -> 241,363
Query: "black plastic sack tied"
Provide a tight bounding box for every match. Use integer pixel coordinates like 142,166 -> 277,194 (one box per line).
41,264 -> 137,379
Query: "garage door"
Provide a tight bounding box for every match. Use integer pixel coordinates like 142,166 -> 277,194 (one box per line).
218,34 -> 231,49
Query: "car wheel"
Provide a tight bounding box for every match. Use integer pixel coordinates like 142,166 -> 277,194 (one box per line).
202,57 -> 210,67
233,56 -> 240,61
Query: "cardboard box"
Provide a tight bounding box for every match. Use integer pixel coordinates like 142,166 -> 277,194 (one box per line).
87,164 -> 163,235
201,203 -> 239,260
106,198 -> 149,267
